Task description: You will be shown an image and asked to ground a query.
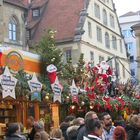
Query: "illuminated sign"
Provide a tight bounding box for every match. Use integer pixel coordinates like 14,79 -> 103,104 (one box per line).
6,51 -> 24,72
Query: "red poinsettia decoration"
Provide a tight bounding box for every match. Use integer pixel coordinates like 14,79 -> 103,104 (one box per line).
102,96 -> 112,109
116,97 -> 125,107
86,86 -> 96,100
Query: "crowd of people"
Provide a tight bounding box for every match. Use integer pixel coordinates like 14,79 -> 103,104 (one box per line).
3,112 -> 140,140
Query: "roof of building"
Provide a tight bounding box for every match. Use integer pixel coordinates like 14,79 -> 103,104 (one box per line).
131,22 -> 140,30
31,0 -> 84,43
120,11 -> 140,17
4,0 -> 27,9
31,0 -> 48,9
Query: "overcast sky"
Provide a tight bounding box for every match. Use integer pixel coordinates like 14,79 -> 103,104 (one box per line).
113,0 -> 140,16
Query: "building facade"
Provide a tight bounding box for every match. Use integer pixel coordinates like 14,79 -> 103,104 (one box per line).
0,0 -> 27,49
132,23 -> 140,82
119,11 -> 140,81
29,0 -> 130,82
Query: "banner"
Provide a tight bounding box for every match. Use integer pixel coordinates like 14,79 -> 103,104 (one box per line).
51,78 -> 62,102
70,80 -> 78,103
28,73 -> 42,101
0,66 -> 17,99
47,64 -> 62,102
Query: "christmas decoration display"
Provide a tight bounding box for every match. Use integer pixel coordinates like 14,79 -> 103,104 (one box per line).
0,29 -> 137,121
92,61 -> 112,94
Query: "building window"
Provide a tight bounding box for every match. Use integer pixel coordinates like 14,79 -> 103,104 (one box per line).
120,40 -> 123,53
131,69 -> 135,76
116,62 -> 120,77
127,42 -> 133,52
105,32 -> 110,48
90,51 -> 94,61
99,56 -> 104,63
110,14 -> 115,28
130,56 -> 134,62
94,3 -> 100,19
103,9 -> 108,25
88,22 -> 92,38
112,35 -> 117,50
8,17 -> 17,41
107,57 -> 113,69
33,9 -> 40,17
122,30 -> 132,38
65,50 -> 71,62
96,26 -> 102,42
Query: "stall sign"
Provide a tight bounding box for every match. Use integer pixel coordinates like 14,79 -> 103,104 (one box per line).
28,73 -> 42,101
0,66 -> 17,99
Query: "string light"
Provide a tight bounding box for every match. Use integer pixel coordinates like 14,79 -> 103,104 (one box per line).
71,105 -> 75,110
45,95 -> 49,100
89,105 -> 94,109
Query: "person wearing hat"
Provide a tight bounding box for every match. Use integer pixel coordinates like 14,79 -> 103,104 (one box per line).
34,121 -> 49,140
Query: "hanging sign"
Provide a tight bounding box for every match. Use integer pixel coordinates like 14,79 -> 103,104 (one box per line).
6,51 -> 24,73
70,80 -> 78,103
51,78 -> 62,103
0,66 -> 17,99
47,64 -> 62,102
28,73 -> 42,101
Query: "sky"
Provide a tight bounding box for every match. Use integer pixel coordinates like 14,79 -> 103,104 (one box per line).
113,0 -> 140,16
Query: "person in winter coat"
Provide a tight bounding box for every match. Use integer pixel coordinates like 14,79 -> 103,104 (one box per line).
66,125 -> 79,140
5,123 -> 26,140
84,118 -> 103,140
125,114 -> 140,140
34,121 -> 49,140
100,112 -> 115,140
77,111 -> 98,140
50,128 -> 64,140
27,116 -> 36,140
60,122 -> 69,140
113,126 -> 127,140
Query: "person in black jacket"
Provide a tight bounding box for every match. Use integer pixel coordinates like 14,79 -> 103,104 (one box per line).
125,114 -> 140,140
5,123 -> 26,140
84,118 -> 102,140
67,125 -> 79,140
60,122 -> 69,140
77,111 -> 98,140
27,116 -> 36,140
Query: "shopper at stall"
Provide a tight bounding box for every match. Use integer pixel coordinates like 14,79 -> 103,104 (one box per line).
100,112 -> 115,140
5,123 -> 26,140
84,118 -> 103,140
113,126 -> 127,140
27,116 -> 36,140
34,121 -> 49,140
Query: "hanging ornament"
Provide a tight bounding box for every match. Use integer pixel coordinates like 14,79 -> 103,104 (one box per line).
70,80 -> 79,103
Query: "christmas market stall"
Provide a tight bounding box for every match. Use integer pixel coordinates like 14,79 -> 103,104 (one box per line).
0,47 -> 53,135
